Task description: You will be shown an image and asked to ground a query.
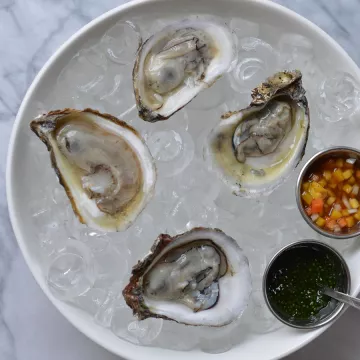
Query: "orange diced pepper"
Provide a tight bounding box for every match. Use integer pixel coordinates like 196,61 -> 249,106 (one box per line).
337,217 -> 347,228
311,198 -> 324,214
326,219 -> 337,230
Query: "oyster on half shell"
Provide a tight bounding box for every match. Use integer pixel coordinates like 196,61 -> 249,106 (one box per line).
30,109 -> 156,232
133,19 -> 234,122
207,70 -> 310,197
123,227 -> 251,327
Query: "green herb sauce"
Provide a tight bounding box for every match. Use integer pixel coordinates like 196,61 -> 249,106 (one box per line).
267,245 -> 346,320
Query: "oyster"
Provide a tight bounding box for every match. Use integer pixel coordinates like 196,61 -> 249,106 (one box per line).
207,70 -> 309,197
30,109 -> 156,232
133,19 -> 234,122
123,227 -> 251,326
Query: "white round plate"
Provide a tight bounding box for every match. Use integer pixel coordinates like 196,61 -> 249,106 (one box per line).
7,0 -> 360,359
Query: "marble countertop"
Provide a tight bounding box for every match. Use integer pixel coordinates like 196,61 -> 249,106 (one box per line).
1,0 -> 360,359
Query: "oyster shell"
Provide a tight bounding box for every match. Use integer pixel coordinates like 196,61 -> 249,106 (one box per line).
133,19 -> 234,122
30,109 -> 156,232
123,227 -> 251,326
207,70 -> 310,197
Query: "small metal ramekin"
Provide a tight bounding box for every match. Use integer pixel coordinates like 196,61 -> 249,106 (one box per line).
296,146 -> 360,239
263,240 -> 351,329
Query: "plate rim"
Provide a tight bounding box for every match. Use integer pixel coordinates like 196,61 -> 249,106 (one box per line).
6,0 -> 360,359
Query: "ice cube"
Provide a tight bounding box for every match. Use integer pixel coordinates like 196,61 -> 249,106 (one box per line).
101,20 -> 141,65
46,240 -> 95,300
57,46 -> 107,96
72,288 -> 107,315
315,71 -> 360,122
93,244 -> 129,288
230,18 -> 260,41
248,290 -> 283,334
228,37 -> 280,94
99,64 -> 136,117
144,128 -> 194,178
277,33 -> 314,69
153,321 -> 199,350
79,228 -> 110,253
94,282 -> 124,328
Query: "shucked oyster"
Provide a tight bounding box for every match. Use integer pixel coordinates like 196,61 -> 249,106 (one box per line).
207,70 -> 309,197
123,227 -> 251,326
133,19 -> 234,122
30,109 -> 156,232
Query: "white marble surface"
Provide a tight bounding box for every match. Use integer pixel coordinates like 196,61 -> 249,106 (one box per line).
1,0 -> 360,359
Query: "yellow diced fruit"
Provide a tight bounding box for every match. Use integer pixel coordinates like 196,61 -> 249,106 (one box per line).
318,179 -> 327,188
329,182 -> 337,189
343,184 -> 353,194
346,216 -> 355,228
349,176 -> 356,185
354,211 -> 360,221
342,209 -> 350,216
343,169 -> 354,180
302,191 -> 313,206
330,210 -> 342,220
336,158 -> 344,168
302,182 -> 310,191
316,217 -> 326,227
323,170 -> 332,181
333,169 -> 344,183
309,182 -> 327,199
327,196 -> 336,205
349,198 -> 360,209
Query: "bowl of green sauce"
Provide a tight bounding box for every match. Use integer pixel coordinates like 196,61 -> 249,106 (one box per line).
263,240 -> 350,329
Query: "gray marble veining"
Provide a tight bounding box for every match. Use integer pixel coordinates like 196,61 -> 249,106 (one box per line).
1,0 -> 360,359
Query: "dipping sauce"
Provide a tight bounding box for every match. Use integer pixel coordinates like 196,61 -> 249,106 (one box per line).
265,242 -> 348,326
301,155 -> 360,234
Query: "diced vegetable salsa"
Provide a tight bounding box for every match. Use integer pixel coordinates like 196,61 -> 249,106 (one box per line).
301,156 -> 360,234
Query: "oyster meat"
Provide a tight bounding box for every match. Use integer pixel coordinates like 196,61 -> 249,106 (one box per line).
123,227 -> 251,326
30,109 -> 156,232
207,70 -> 310,197
133,19 -> 234,122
